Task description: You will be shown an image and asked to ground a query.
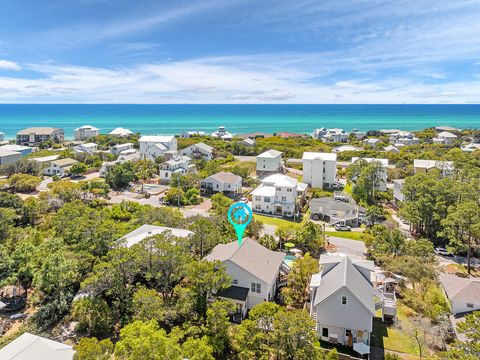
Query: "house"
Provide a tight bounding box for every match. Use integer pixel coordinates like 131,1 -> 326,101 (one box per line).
256,149 -> 283,176
73,142 -> 97,154
351,129 -> 366,140
332,145 -> 361,153
351,157 -> 388,191
383,145 -> 399,153
181,130 -> 206,138
363,138 -> 381,148
118,224 -> 193,248
211,126 -> 234,140
302,152 -> 337,189
205,237 -> 287,320
159,153 -> 195,181
108,127 -> 134,137
139,135 -> 177,160
0,144 -> 33,157
461,143 -> 480,152
111,142 -> 134,154
310,194 -> 362,227
393,179 -> 405,205
389,132 -> 420,146
180,142 -> 214,161
241,138 -> 255,147
435,126 -> 461,132
29,155 -> 60,164
439,273 -> 480,314
200,171 -> 242,194
16,127 -> 64,146
74,125 -> 99,140
99,152 -> 140,177
44,158 -> 78,177
433,131 -> 458,145
251,173 -> 308,217
413,159 -> 454,176
313,128 -> 348,143
309,255 -> 375,353
0,332 -> 75,360
0,148 -> 21,165
238,132 -> 272,139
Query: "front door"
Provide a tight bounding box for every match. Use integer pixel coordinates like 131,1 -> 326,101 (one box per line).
345,329 -> 353,347
275,205 -> 283,214
236,303 -> 243,314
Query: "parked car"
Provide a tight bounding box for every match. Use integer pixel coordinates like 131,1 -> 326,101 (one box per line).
9,313 -> 26,320
335,224 -> 351,231
434,247 -> 453,256
240,197 -> 248,203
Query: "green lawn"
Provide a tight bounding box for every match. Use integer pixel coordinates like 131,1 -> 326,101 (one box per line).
326,231 -> 364,241
372,305 -> 421,357
253,214 -> 303,229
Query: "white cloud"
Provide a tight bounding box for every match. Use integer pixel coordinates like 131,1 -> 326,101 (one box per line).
0,60 -> 21,71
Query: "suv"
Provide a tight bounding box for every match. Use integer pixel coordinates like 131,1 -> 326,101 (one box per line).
434,247 -> 453,256
335,224 -> 351,231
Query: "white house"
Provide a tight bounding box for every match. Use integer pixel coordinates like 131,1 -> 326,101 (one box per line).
159,153 -> 195,181
205,237 -> 287,320
108,127 -> 133,137
251,173 -> 308,217
393,179 -> 405,205
439,273 -> 480,315
310,255 -> 375,353
0,332 -> 75,360
333,145 -> 361,153
351,130 -> 366,140
44,158 -> 78,177
383,145 -> 399,153
73,142 -> 97,154
433,131 -> 458,145
389,131 -> 420,146
139,135 -> 177,160
351,157 -> 388,191
211,126 -> 234,140
181,130 -> 206,138
0,144 -> 33,157
0,148 -> 21,165
241,138 -> 255,147
256,149 -> 283,176
413,159 -> 454,176
302,152 -> 337,189
180,142 -> 214,161
118,224 -> 193,248
461,143 -> 480,152
99,152 -> 141,177
313,128 -> 349,143
111,142 -> 134,154
74,125 -> 99,140
363,138 -> 381,148
200,171 -> 242,194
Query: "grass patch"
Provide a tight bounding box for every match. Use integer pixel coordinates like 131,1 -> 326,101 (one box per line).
326,231 -> 364,241
343,182 -> 353,194
254,214 -> 303,229
372,304 -> 421,356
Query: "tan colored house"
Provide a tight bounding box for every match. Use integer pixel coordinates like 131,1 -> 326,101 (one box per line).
16,127 -> 64,146
44,158 -> 78,177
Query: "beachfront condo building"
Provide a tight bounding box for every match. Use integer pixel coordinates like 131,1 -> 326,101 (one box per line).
74,125 -> 99,140
16,127 -> 64,146
302,152 -> 337,189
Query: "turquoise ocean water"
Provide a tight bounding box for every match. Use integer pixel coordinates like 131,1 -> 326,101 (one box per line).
0,104 -> 479,139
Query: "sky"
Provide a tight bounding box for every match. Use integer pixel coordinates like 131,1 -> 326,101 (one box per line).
1,0 -> 480,104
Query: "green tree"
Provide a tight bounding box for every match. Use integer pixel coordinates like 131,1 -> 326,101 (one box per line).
348,159 -> 385,205
363,225 -> 407,259
132,287 -> 165,324
134,159 -> 156,193
71,297 -> 114,337
210,193 -> 232,215
205,299 -> 234,357
185,188 -> 201,205
0,208 -> 16,241
440,201 -> 480,274
105,162 -> 135,190
282,253 -> 319,308
74,337 -> 114,360
440,311 -> 480,360
8,173 -> 41,192
366,205 -> 386,226
70,162 -> 88,177
181,337 -> 215,360
295,221 -> 325,256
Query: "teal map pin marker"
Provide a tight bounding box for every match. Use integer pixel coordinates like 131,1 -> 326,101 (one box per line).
228,202 -> 253,247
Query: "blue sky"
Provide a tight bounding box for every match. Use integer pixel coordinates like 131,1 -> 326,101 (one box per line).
1,0 -> 480,103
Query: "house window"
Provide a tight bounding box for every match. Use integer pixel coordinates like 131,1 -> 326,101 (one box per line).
467,303 -> 474,308
281,196 -> 286,201
264,197 -> 270,203
165,173 -> 168,177
256,283 -> 261,293
255,204 -> 261,210
322,328 -> 329,338
341,296 -> 348,306
287,188 -> 292,192
232,279 -> 238,285
276,187 -> 281,191
251,283 -> 261,293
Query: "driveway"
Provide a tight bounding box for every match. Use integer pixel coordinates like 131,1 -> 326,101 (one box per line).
108,191 -> 163,207
37,177 -> 53,191
180,199 -> 211,218
327,236 -> 366,259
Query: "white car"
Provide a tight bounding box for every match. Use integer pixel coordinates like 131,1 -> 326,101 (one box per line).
434,247 -> 453,256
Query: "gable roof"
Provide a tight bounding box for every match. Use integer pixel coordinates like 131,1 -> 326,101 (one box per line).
0,332 -> 75,360
191,142 -> 213,152
205,237 -> 285,285
437,131 -> 458,138
50,158 -> 78,167
139,135 -> 175,143
302,152 -> 337,161
17,127 -> 62,135
258,149 -> 282,158
203,171 -> 242,184
440,273 -> 480,304
108,127 -> 133,136
118,224 -> 193,248
75,125 -> 99,131
314,255 -> 375,315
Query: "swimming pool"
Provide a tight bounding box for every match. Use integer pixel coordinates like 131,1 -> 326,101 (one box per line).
284,255 -> 297,267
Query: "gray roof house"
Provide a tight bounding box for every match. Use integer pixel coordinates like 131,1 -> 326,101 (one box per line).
180,142 -> 215,161
0,332 -> 75,360
205,237 -> 287,321
439,273 -> 480,315
200,171 -> 242,194
309,255 -> 375,355
309,195 -> 363,226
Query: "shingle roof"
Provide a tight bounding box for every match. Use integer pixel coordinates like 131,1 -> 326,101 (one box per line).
50,158 -> 78,167
204,171 -> 242,184
310,197 -> 356,212
437,131 -> 458,138
118,224 -> 193,248
314,255 -> 375,315
440,273 -> 480,304
191,142 -> 213,152
17,127 -> 62,135
205,237 -> 285,285
302,152 -> 337,161
0,332 -> 75,360
258,149 -> 282,158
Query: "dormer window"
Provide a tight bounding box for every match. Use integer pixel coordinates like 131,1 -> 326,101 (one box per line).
341,296 -> 348,306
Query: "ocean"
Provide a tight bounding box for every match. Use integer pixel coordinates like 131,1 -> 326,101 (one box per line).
0,104 -> 479,139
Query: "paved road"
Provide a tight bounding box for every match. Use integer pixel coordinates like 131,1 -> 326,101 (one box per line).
327,236 -> 366,259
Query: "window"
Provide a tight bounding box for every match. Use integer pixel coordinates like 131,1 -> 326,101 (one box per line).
256,283 -> 261,293
287,188 -> 292,192
255,196 -> 261,201
467,303 -> 474,308
322,328 -> 329,338
251,283 -> 261,293
264,197 -> 270,203
165,173 -> 168,177
251,283 -> 256,292
281,196 -> 286,201
341,296 -> 348,306
255,204 -> 261,210
232,279 -> 238,285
